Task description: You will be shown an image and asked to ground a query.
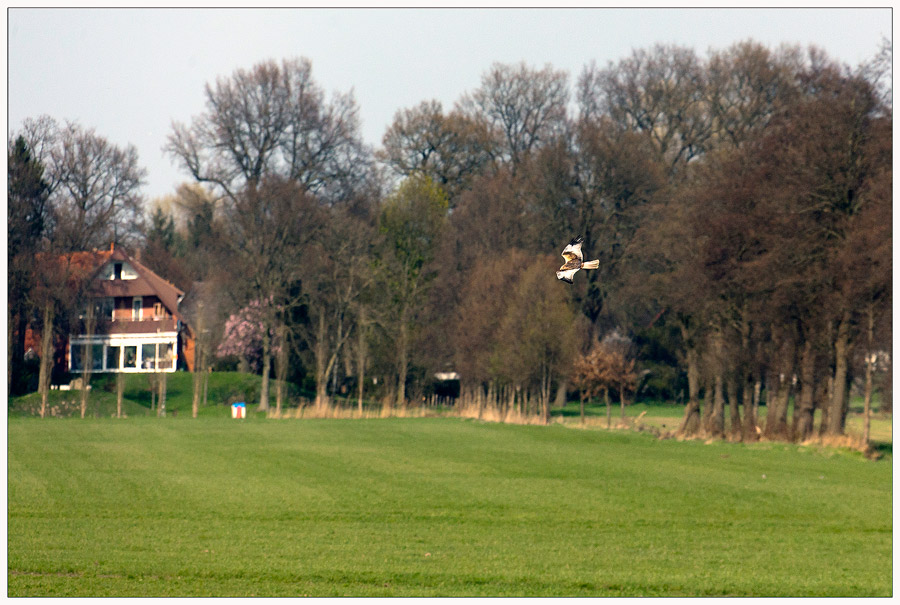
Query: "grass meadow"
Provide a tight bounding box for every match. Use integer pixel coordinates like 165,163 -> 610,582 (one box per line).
7,415 -> 892,597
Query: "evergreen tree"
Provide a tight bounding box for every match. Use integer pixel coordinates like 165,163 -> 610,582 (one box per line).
8,136 -> 50,395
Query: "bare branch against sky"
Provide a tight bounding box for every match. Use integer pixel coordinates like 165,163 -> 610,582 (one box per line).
7,7 -> 891,201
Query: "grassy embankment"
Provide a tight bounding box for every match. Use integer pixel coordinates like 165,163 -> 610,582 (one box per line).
8,414 -> 892,597
8,371 -> 264,418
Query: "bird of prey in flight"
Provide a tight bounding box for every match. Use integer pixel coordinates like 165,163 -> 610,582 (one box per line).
556,236 -> 599,283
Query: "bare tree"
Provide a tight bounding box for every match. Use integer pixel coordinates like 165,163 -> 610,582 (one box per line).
459,61 -> 569,170
166,57 -> 369,204
580,44 -> 711,175
19,116 -> 146,250
180,280 -> 225,417
379,100 -> 493,200
705,41 -> 802,150
219,177 -> 322,411
298,205 -> 375,410
571,344 -> 614,426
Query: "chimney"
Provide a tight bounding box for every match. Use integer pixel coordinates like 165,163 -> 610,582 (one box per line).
110,242 -> 115,252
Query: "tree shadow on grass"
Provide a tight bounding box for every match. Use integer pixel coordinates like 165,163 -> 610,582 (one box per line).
870,440 -> 892,458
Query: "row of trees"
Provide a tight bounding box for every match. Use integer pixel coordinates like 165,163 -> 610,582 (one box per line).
9,40 -> 891,443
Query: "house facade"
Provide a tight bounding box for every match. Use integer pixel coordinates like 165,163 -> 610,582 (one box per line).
66,245 -> 191,374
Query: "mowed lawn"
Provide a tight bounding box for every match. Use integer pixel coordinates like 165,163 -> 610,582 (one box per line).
7,417 -> 892,597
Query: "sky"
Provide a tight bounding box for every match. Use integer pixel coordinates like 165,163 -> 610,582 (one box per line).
7,6 -> 893,202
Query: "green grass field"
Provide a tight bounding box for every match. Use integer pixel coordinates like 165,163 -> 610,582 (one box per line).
7,416 -> 892,597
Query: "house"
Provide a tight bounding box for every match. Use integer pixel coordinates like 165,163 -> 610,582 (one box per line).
63,244 -> 193,375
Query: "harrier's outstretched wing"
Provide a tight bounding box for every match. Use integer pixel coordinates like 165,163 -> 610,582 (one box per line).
556,269 -> 577,283
561,235 -> 584,262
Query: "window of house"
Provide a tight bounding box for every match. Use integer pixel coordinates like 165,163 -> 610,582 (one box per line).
106,345 -> 121,370
97,298 -> 115,321
72,343 -> 103,371
159,342 -> 174,370
71,344 -> 83,371
91,344 -> 104,371
114,263 -> 123,280
132,297 -> 142,320
123,346 -> 137,369
153,302 -> 164,318
142,343 -> 157,370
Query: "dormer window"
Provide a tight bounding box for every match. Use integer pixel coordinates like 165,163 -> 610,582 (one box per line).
105,261 -> 136,280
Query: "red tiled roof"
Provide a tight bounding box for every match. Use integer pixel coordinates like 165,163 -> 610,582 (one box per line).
35,248 -> 114,290
41,244 -> 186,324
89,246 -> 185,322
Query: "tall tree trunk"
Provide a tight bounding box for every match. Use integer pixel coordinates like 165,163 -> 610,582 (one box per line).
763,333 -> 793,441
708,373 -> 726,439
16,310 -> 28,388
38,302 -> 54,419
863,351 -> 874,447
330,316 -> 343,399
555,379 -> 567,408
764,370 -> 792,440
825,313 -> 851,436
116,371 -> 125,418
192,340 -> 203,419
275,323 -> 287,417
738,315 -> 757,441
678,346 -> 702,437
396,306 -> 409,410
7,305 -> 13,395
541,364 -> 552,424
157,371 -> 167,417
192,312 -> 206,419
80,303 -> 95,419
862,308 -> 875,447
315,313 -> 329,409
749,380 -> 762,440
793,339 -> 817,442
259,327 -> 271,412
705,330 -> 726,438
818,376 -> 833,436
727,375 -> 741,440
202,366 -> 210,408
604,388 -> 611,429
741,376 -> 757,441
356,309 -> 368,415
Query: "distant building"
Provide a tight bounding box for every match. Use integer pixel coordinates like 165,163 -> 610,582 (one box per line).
27,244 -> 195,378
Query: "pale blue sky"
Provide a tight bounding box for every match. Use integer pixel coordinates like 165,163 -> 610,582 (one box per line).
7,7 -> 892,201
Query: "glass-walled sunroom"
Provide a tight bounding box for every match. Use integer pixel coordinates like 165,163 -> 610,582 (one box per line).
68,335 -> 177,373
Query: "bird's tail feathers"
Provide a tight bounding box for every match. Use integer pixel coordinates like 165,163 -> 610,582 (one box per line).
582,259 -> 600,269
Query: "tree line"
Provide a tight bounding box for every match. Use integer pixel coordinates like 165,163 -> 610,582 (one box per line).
9,40 -> 891,444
